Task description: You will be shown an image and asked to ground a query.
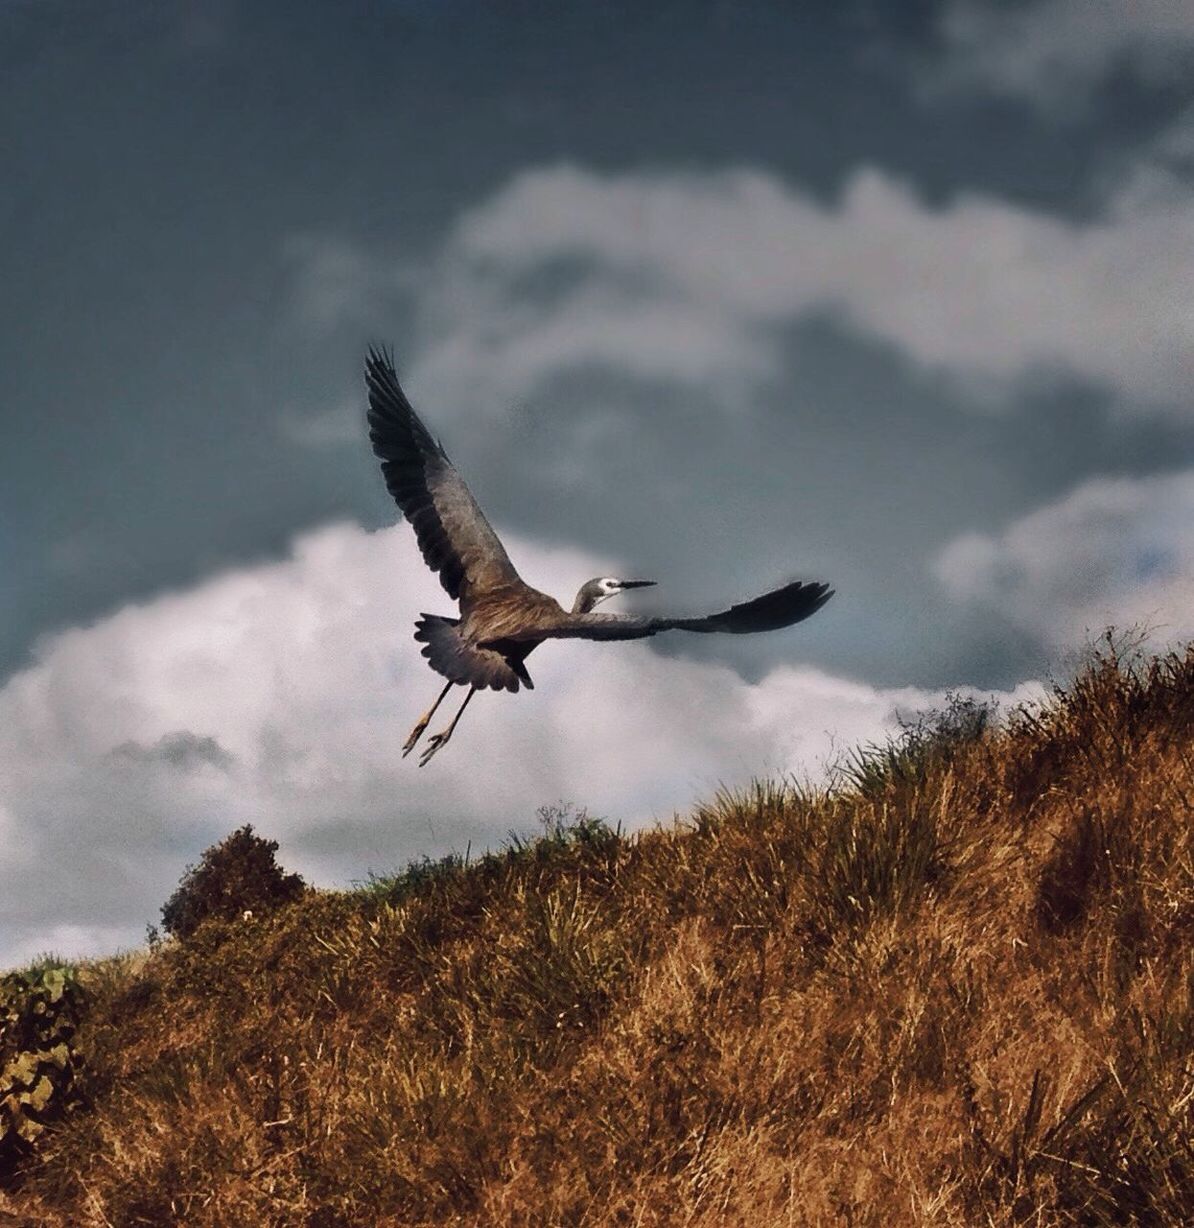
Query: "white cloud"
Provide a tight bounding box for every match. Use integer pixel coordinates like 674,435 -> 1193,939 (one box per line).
0,521 -> 1035,970
395,161 -> 1194,419
936,469 -> 1194,651
937,0 -> 1194,106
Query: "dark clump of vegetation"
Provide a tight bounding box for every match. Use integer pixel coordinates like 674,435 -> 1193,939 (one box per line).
0,964 -> 85,1183
160,824 -> 306,941
1,641 -> 1191,1226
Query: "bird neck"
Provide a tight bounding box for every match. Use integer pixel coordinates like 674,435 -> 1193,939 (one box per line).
572,587 -> 599,615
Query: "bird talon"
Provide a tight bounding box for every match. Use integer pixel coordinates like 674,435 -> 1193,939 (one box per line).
418,731 -> 450,767
402,719 -> 430,757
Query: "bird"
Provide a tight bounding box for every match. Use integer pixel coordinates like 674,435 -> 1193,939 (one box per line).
365,347 -> 833,765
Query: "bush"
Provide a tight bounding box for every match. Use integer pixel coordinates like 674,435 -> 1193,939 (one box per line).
0,962 -> 85,1179
161,825 -> 306,941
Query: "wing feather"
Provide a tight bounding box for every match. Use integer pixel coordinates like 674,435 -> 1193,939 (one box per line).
488,580 -> 834,643
366,348 -> 522,603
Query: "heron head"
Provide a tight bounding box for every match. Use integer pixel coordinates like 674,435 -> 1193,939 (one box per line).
573,576 -> 656,613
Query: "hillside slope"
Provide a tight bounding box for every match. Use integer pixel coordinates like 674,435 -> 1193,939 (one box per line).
3,642 -> 1192,1226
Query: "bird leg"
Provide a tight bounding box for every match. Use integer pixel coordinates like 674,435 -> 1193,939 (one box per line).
418,687 -> 477,767
403,680 -> 455,758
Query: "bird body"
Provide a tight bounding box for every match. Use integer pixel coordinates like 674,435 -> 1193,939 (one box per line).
365,348 -> 833,763
462,583 -> 565,651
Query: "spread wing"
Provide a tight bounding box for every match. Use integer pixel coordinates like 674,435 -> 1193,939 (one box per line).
487,580 -> 834,644
366,347 -> 523,603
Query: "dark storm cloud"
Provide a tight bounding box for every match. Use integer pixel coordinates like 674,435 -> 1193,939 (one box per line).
4,0 -> 1191,686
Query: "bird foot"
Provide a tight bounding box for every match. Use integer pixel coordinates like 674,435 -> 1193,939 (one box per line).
418,729 -> 452,767
402,716 -> 431,757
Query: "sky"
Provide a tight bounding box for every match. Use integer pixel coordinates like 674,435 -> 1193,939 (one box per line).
2,0 -> 1192,968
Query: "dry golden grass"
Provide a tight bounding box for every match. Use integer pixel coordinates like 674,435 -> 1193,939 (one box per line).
2,639 -> 1192,1226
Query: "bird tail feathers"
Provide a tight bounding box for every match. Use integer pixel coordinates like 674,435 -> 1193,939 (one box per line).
414,615 -> 531,692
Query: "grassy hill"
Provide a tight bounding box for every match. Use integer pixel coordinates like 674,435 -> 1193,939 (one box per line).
2,641 -> 1192,1226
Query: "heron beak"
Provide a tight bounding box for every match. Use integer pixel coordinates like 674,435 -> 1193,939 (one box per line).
619,580 -> 656,589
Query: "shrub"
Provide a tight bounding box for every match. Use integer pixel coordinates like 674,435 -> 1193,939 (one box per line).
160,825 -> 305,941
0,962 -> 85,1179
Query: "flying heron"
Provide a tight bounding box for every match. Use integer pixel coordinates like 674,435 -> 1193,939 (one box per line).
365,348 -> 833,765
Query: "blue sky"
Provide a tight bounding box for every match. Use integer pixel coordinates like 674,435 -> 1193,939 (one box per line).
2,0 -> 1192,967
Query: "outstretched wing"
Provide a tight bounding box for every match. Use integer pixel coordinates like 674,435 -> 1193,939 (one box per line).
366,348 -> 522,603
487,580 -> 834,643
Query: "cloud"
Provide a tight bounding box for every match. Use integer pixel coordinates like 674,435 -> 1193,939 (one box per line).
0,521 -> 1036,970
278,400 -> 363,448
936,0 -> 1194,107
110,731 -> 235,772
1156,105 -> 1194,169
281,235 -> 419,335
352,160 -> 1194,419
935,469 -> 1194,651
